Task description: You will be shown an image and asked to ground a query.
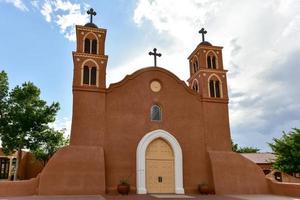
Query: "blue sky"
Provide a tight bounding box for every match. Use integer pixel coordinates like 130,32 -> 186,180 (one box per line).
1,0 -> 300,151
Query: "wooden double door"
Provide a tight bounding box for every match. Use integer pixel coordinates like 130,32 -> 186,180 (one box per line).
146,138 -> 175,193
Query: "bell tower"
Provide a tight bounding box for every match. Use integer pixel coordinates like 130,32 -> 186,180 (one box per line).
72,8 -> 108,91
187,28 -> 228,100
70,8 -> 108,146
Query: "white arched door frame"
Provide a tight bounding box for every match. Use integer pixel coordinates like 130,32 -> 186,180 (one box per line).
136,129 -> 184,194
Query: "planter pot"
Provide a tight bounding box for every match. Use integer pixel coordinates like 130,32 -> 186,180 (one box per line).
198,185 -> 209,195
117,184 -> 130,195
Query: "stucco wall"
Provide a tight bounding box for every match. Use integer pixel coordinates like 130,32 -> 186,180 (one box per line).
102,68 -> 232,193
209,151 -> 269,194
0,177 -> 39,196
38,145 -> 105,195
267,178 -> 300,197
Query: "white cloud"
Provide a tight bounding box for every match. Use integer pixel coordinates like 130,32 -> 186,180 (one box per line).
41,0 -> 52,22
114,0 -> 300,151
33,0 -> 89,41
53,0 -> 89,41
2,0 -> 89,41
30,0 -> 39,9
3,0 -> 28,11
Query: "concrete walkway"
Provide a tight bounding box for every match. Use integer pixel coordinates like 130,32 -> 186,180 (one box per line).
0,195 -> 299,200
228,195 -> 300,200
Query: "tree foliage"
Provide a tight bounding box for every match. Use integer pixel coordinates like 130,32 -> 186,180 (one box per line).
33,128 -> 69,166
0,71 -> 63,179
232,140 -> 260,153
0,71 -> 8,128
269,128 -> 300,173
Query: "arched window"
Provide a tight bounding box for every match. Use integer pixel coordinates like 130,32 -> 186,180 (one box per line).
83,66 -> 90,84
192,80 -> 199,93
207,51 -> 218,69
84,39 -> 90,53
82,64 -> 98,86
151,104 -> 161,121
92,39 -> 97,54
90,67 -> 97,85
209,77 -> 221,98
83,33 -> 98,54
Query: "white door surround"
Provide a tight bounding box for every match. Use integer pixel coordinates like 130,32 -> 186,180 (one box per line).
136,129 -> 184,194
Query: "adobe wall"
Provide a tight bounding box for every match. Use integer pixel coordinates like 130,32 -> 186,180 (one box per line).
38,145 -> 105,195
19,152 -> 43,180
70,90 -> 106,146
0,177 -> 39,196
202,102 -> 231,151
104,68 -> 230,193
24,152 -> 44,180
209,151 -> 269,194
267,178 -> 300,197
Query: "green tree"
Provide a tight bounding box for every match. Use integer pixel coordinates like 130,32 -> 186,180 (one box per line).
33,128 -> 69,166
0,79 -> 59,180
269,128 -> 300,174
232,140 -> 260,153
0,71 -> 8,128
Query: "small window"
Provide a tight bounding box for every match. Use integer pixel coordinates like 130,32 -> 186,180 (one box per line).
192,80 -> 199,93
92,39 -> 97,54
151,105 -> 161,121
90,67 -> 97,85
83,66 -> 90,84
193,63 -> 197,73
207,52 -> 218,69
209,80 -> 215,97
207,56 -> 212,69
209,78 -> 221,98
84,39 -> 90,53
215,80 -> 220,97
195,60 -> 199,70
212,56 -> 217,69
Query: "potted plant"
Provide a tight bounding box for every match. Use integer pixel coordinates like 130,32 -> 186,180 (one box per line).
117,179 -> 130,195
198,182 -> 209,194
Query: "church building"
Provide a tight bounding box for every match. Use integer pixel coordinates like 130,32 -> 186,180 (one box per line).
1,8 -> 282,197
69,8 -> 232,194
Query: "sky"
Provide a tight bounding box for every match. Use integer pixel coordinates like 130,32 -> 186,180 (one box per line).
0,0 -> 300,152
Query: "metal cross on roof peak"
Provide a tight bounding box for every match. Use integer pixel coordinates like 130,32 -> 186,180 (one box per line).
149,48 -> 162,67
199,28 -> 207,42
87,8 -> 97,23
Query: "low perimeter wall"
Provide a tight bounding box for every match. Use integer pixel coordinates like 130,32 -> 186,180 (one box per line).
209,151 -> 269,194
38,145 -> 105,195
0,177 -> 39,196
267,178 -> 300,197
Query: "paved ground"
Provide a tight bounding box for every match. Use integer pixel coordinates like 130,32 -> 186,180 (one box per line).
0,195 -> 299,200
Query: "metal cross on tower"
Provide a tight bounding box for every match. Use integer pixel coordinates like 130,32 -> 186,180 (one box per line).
87,8 -> 97,23
199,28 -> 207,42
149,48 -> 162,67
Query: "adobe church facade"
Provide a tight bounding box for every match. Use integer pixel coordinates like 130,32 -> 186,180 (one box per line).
4,9 -> 288,197
69,9 -> 235,194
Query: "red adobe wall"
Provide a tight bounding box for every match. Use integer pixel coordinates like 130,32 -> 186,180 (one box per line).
267,177 -> 300,197
38,145 -> 105,195
209,151 -> 269,194
0,177 -> 39,196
